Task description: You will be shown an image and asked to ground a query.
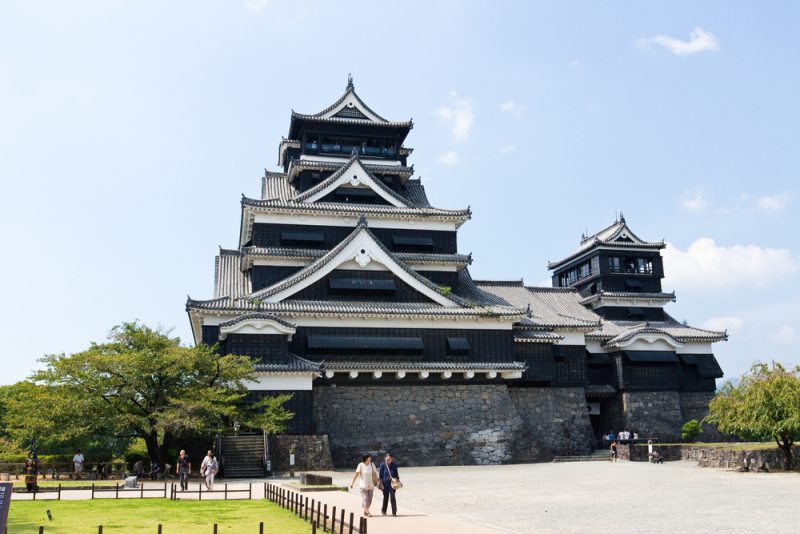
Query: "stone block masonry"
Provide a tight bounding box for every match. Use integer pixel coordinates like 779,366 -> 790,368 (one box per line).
269,435 -> 334,471
508,387 -> 594,456
620,391 -> 684,441
313,384 -> 552,467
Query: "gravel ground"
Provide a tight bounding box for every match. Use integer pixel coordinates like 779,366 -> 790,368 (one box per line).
323,461 -> 800,533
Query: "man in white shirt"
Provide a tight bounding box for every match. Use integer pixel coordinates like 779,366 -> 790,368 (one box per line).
73,450 -> 85,480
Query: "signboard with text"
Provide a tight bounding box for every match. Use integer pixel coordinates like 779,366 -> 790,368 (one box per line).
0,482 -> 12,533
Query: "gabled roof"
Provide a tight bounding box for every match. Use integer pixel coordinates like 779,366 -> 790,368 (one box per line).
586,313 -> 728,346
289,76 -> 413,138
214,249 -> 251,299
286,158 -> 414,182
579,290 -> 677,307
548,214 -> 666,270
247,219 -> 467,307
474,282 -> 602,329
235,246 -> 472,270
292,154 -> 414,208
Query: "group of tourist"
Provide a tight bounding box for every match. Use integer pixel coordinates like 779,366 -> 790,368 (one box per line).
350,453 -> 402,518
602,429 -> 639,446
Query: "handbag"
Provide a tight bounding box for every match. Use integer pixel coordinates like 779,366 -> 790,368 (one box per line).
391,477 -> 402,490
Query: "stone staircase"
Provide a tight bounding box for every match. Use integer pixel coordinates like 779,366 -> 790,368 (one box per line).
220,434 -> 266,478
553,450 -> 611,463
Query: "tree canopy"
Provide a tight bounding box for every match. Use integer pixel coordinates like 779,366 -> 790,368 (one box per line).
706,362 -> 800,470
3,322 -> 293,464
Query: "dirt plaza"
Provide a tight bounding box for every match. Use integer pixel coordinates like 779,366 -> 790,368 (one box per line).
318,460 -> 799,533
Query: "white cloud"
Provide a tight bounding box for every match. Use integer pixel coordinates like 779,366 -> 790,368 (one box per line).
681,192 -> 708,212
640,27 -> 720,56
756,193 -> 791,212
438,151 -> 459,167
500,145 -> 516,154
773,325 -> 797,344
701,316 -> 744,333
435,92 -> 475,141
500,100 -> 526,118
245,0 -> 269,12
662,238 -> 798,290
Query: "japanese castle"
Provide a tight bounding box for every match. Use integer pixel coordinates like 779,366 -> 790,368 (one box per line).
187,77 -> 727,465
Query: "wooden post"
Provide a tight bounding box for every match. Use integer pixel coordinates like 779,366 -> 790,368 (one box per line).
163,482 -> 167,499
331,506 -> 336,531
359,517 -> 364,534
312,520 -> 317,534
91,483 -> 95,499
199,482 -> 202,501
259,522 -> 264,534
348,512 -> 354,534
38,527 -> 44,534
305,496 -> 309,520
140,482 -> 144,499
224,483 -> 228,501
339,509 -> 345,534
98,527 -> 103,534
158,525 -> 162,534
323,504 -> 328,533
310,498 -> 315,522
248,482 -> 252,500
213,524 -> 218,534
58,484 -> 61,501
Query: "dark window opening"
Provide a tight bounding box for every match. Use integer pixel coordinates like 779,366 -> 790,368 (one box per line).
328,277 -> 396,295
392,236 -> 434,251
280,231 -> 325,246
446,337 -> 471,355
625,307 -> 646,320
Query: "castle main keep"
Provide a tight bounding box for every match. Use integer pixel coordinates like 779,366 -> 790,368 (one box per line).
186,78 -> 727,466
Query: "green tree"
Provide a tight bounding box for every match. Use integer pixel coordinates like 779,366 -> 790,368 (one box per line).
681,419 -> 703,443
7,322 -> 292,465
706,362 -> 800,470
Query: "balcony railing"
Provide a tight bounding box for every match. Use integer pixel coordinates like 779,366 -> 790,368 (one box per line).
609,267 -> 654,274
304,142 -> 397,157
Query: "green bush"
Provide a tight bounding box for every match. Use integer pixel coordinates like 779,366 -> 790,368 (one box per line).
681,419 -> 703,442
123,439 -> 150,468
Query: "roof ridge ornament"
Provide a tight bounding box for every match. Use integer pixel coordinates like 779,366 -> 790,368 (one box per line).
347,73 -> 354,91
619,211 -> 625,223
357,214 -> 368,227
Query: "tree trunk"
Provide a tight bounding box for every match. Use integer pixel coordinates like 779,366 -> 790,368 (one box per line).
144,431 -> 163,465
779,438 -> 793,471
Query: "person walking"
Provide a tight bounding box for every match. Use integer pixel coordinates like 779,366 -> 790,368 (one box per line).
378,453 -> 401,516
610,441 -> 619,463
176,450 -> 191,491
200,450 -> 218,491
24,451 -> 39,492
349,454 -> 378,517
73,449 -> 85,480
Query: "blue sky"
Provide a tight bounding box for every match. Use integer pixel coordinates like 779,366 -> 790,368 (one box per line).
1,1 -> 798,384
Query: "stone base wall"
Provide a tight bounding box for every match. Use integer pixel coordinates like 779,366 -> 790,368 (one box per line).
268,435 -> 334,471
679,391 -> 722,441
313,384 -> 551,467
621,391 -> 683,441
681,445 -> 800,472
508,387 -> 594,456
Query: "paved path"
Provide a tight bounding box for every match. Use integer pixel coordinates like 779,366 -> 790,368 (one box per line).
12,462 -> 800,533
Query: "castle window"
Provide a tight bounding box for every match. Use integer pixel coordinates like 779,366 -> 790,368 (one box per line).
446,337 -> 470,355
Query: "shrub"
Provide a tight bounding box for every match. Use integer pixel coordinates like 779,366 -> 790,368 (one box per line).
681,419 -> 703,442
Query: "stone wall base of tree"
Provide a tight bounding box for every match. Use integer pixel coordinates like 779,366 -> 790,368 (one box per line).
508,387 -> 594,456
681,445 -> 800,472
268,435 -> 334,471
313,384 -> 552,468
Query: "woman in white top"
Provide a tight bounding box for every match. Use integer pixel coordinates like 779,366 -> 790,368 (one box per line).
349,454 -> 378,517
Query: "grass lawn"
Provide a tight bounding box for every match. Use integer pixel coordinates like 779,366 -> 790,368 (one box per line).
8,499 -> 310,533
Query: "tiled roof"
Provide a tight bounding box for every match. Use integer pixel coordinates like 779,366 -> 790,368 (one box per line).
404,180 -> 432,208
247,221 -> 471,307
291,155 -> 414,208
292,77 -> 402,125
262,172 -> 294,200
320,361 -> 526,372
586,314 -> 728,345
548,216 -> 666,269
474,282 -> 602,329
579,291 -> 677,306
214,250 -> 251,299
287,158 -> 414,182
237,246 -> 472,267
188,298 -> 524,319
290,112 -> 412,129
254,353 -> 321,374
513,329 -> 563,343
242,195 -> 472,222
586,385 -> 617,397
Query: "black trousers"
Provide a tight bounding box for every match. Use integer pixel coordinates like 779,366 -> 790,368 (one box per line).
381,489 -> 397,515
179,471 -> 189,490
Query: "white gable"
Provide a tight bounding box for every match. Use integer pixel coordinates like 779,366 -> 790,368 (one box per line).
298,159 -> 409,207
262,228 -> 459,307
319,92 -> 384,122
